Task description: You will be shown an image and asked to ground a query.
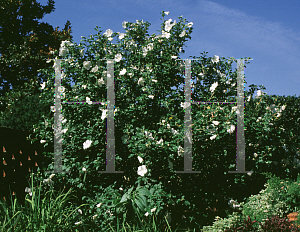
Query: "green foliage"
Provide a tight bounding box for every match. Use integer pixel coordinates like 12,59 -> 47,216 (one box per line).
0,91 -> 51,131
202,173 -> 300,231
1,10 -> 299,231
201,212 -> 244,231
0,0 -> 73,114
28,14 -> 300,230
0,172 -> 88,231
239,181 -> 290,230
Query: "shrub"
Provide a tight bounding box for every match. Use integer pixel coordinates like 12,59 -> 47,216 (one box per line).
201,212 -> 244,231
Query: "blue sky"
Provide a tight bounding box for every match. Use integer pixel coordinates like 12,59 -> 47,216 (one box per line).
33,0 -> 299,101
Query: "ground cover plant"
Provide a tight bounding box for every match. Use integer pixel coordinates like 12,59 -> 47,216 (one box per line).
202,172 -> 300,231
1,10 -> 299,231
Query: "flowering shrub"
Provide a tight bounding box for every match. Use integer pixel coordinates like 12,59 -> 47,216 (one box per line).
22,10 -> 295,230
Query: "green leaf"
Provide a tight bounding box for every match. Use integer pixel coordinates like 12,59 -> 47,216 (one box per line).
119,192 -> 129,203
133,195 -> 145,212
136,187 -> 150,197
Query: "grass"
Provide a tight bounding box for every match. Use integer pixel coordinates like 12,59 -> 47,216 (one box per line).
0,173 -> 199,232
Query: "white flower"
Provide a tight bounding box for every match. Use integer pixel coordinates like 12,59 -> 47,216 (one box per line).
228,199 -> 235,205
151,79 -> 157,83
100,109 -> 108,120
210,82 -> 218,92
86,97 -> 92,105
144,131 -> 154,140
138,77 -> 145,86
142,47 -> 148,57
256,90 -> 262,97
40,82 -> 46,90
92,214 -> 97,220
105,209 -> 113,217
80,48 -> 85,56
187,22 -> 193,27
161,120 -> 166,125
247,172 -> 252,176
40,140 -> 46,144
137,165 -> 147,176
104,29 -> 113,37
164,11 -> 169,15
49,174 -> 55,179
62,128 -> 68,134
119,33 -> 125,40
147,43 -> 153,51
254,153 -> 258,158
82,167 -> 86,172
231,106 -> 237,112
210,135 -> 217,140
179,30 -> 186,37
212,121 -> 219,126
255,90 -> 266,98
120,68 -> 126,75
145,212 -> 149,216
180,102 -> 190,109
165,21 -> 175,32
138,156 -> 143,163
91,65 -> 98,73
171,128 -> 179,135
59,47 -> 68,56
178,145 -> 184,157
212,55 -> 219,63
226,79 -> 231,84
43,178 -> 53,185
151,207 -> 156,213
96,203 -> 102,208
60,40 -> 72,48
162,30 -> 171,39
83,61 -> 92,70
148,95 -> 154,99
83,140 -> 92,150
119,187 -> 123,191
122,21 -> 128,28
75,221 -> 82,225
233,204 -> 240,209
115,54 -> 122,62
227,125 -> 235,134
58,86 -> 65,93
98,78 -> 105,86
166,124 -> 171,129
247,95 -> 251,102
25,187 -> 32,196
78,209 -> 82,214
157,138 -> 164,145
